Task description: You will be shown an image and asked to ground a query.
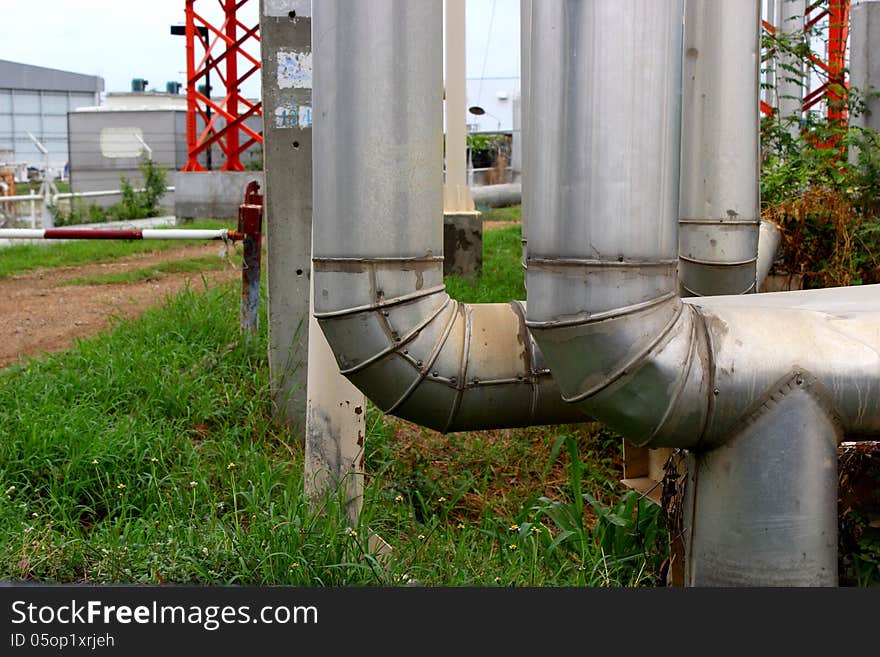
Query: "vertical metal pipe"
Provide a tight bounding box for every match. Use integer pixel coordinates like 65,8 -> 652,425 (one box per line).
777,0 -> 805,137
312,0 -> 582,432
237,182 -> 262,335
525,0 -> 693,445
313,1 -> 442,262
679,0 -> 761,297
685,378 -> 840,586
849,0 -> 880,135
240,232 -> 261,334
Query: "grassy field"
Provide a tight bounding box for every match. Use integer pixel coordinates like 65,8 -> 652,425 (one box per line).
62,256 -> 227,286
0,215 -> 670,586
0,220 -> 232,280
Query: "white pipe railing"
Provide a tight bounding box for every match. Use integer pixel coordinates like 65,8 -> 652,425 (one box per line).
0,186 -> 176,229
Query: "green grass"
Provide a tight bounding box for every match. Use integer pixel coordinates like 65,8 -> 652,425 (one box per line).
62,256 -> 227,286
0,220 -> 232,280
478,204 -> 522,222
0,218 -> 668,586
445,225 -> 526,303
18,181 -> 72,195
0,277 -> 661,586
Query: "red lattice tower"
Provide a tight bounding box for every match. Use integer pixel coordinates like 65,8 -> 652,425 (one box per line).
761,0 -> 851,133
182,0 -> 262,171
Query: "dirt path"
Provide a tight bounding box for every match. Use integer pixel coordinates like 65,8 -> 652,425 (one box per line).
0,222 -> 522,369
0,243 -> 239,369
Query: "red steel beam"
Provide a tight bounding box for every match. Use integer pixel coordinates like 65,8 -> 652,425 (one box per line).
761,0 -> 851,145
182,0 -> 262,172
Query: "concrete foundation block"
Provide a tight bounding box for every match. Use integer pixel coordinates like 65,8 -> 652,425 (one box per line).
443,211 -> 482,277
174,171 -> 264,221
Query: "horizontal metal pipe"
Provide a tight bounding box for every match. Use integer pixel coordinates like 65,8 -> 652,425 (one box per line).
1,187 -> 175,204
0,193 -> 41,203
0,228 -> 236,240
53,186 -> 176,201
312,0 -> 583,432
470,183 -> 522,208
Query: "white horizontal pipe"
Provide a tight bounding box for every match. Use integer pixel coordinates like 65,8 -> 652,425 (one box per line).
1,194 -> 41,203
140,229 -> 229,240
2,187 -> 175,204
54,186 -> 175,201
0,229 -> 44,239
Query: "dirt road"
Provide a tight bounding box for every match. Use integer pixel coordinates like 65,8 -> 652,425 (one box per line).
0,243 -> 239,369
0,220 -> 523,369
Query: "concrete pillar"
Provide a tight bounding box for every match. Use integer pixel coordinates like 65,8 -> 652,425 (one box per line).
850,0 -> 880,134
260,1 -> 314,433
261,1 -> 367,519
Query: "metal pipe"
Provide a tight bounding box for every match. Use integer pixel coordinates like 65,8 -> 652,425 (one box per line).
777,0 -> 805,137
0,228 -> 234,240
849,0 -> 880,135
522,0 -> 880,585
756,219 -> 782,288
0,187 -> 175,204
311,0 -> 583,432
525,0 -> 880,445
238,181 -> 263,335
525,0 -> 687,445
679,0 -> 761,297
683,375 -> 840,586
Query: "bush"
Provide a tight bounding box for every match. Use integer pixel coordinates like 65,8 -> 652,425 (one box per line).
49,158 -> 168,226
760,21 -> 880,289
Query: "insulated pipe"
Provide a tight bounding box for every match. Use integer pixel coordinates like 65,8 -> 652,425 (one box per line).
525,0 -> 880,448
777,0 -> 806,137
849,0 -> 880,135
683,378 -> 840,586
311,0 -> 582,432
525,0 -> 692,445
524,0 -> 880,585
471,183 -> 522,208
756,219 -> 782,288
679,0 -> 761,297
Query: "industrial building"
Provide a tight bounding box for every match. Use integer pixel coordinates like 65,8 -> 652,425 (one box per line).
68,91 -> 262,204
0,59 -> 103,178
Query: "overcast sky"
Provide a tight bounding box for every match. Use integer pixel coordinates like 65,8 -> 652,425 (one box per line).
0,0 -> 520,98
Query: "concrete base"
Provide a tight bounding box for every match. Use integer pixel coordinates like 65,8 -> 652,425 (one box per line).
443,211 -> 482,277
174,171 -> 264,221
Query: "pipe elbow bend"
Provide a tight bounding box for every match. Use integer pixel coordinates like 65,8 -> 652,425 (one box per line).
313,258 -> 583,433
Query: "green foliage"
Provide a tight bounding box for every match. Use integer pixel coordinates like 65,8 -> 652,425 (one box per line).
759,24 -> 880,289
528,435 -> 666,586
49,158 -> 168,226
466,132 -> 506,155
116,157 -> 169,220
